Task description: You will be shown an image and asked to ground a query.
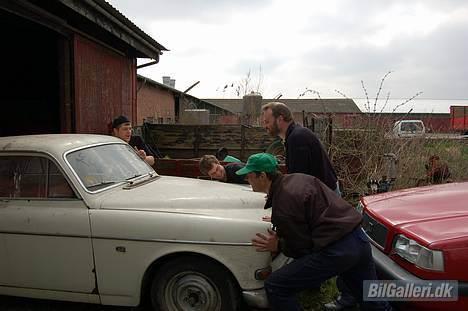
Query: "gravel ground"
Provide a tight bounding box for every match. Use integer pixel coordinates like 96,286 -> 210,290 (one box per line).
0,296 -> 139,311
0,296 -> 263,311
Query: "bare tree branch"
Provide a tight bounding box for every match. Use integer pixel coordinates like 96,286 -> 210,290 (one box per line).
374,71 -> 393,113
391,91 -> 423,113
361,80 -> 370,112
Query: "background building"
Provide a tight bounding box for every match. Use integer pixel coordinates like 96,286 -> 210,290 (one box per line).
137,75 -> 235,125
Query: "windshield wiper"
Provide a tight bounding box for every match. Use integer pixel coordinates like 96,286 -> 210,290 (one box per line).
126,174 -> 143,181
125,173 -> 149,184
123,173 -> 159,189
87,181 -> 118,191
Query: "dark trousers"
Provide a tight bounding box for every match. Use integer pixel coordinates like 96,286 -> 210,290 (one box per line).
265,227 -> 390,311
336,276 -> 358,307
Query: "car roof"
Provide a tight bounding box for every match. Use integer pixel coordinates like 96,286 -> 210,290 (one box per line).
0,134 -> 123,156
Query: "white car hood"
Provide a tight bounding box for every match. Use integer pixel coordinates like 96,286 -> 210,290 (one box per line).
98,175 -> 268,221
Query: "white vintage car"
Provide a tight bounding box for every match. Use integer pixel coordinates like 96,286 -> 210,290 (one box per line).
0,134 -> 278,311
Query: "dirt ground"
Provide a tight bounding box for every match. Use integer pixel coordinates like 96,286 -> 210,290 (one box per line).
0,296 -> 136,311
0,296 -> 263,311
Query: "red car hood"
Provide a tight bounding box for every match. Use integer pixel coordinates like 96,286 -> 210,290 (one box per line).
363,182 -> 468,245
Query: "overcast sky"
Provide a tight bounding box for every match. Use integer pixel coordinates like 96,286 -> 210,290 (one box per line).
108,0 -> 468,112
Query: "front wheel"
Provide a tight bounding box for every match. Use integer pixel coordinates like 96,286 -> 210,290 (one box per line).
150,256 -> 241,311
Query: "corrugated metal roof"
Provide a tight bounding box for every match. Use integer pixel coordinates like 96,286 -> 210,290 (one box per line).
354,98 -> 468,114
202,98 -> 361,114
95,0 -> 168,52
55,0 -> 168,59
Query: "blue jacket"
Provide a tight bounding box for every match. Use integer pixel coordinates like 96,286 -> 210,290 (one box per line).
284,123 -> 337,190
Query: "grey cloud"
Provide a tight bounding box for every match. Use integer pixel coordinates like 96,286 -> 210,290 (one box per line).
108,0 -> 271,24
299,0 -> 468,39
294,13 -> 468,99
399,21 -> 468,98
111,0 -> 468,99
228,57 -> 284,76
336,0 -> 468,17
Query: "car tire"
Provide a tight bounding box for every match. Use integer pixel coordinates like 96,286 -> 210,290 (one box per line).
150,256 -> 241,311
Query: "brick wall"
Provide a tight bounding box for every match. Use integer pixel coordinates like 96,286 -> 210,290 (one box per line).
137,82 -> 175,125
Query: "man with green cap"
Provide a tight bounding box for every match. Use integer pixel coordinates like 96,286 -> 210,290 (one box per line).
236,153 -> 390,311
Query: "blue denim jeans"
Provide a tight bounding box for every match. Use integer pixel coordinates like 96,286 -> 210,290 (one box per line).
264,227 -> 390,311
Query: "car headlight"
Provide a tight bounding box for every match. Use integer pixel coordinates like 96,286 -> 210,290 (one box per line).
393,234 -> 444,271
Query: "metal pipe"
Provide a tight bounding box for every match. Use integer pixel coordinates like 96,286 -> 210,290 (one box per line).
183,81 -> 200,94
137,61 -> 158,69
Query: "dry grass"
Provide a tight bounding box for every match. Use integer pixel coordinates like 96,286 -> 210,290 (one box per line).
324,115 -> 468,201
325,71 -> 467,198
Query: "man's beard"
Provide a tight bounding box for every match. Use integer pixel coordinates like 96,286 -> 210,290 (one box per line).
268,120 -> 280,137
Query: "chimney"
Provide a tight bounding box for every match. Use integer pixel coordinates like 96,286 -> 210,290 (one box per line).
162,76 -> 176,88
242,92 -> 263,126
162,76 -> 171,86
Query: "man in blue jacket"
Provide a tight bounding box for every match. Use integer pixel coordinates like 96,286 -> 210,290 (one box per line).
261,102 -> 353,309
261,102 -> 340,194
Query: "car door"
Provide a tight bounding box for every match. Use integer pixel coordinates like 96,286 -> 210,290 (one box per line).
0,155 -> 96,293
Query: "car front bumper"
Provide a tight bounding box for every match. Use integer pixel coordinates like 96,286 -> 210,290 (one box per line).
242,288 -> 268,308
242,252 -> 294,308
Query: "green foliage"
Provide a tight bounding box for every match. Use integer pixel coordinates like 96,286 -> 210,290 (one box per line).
299,278 -> 340,311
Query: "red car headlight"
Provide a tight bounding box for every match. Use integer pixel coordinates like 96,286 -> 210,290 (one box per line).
393,234 -> 444,271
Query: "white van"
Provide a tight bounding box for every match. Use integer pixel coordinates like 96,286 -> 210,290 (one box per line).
392,120 -> 426,137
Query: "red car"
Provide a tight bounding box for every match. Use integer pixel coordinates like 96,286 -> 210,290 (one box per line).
360,182 -> 468,310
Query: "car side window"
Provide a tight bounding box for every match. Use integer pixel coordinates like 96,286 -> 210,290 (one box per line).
48,161 -> 76,198
0,156 -> 75,199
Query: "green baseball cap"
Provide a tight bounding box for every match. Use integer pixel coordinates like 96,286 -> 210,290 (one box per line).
236,153 -> 278,175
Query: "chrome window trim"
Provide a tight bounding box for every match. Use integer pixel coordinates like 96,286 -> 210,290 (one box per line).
0,230 -> 251,246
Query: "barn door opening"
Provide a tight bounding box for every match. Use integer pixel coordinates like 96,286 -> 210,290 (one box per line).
0,9 -> 68,136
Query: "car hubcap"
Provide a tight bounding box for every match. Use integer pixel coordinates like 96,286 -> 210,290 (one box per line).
165,271 -> 221,311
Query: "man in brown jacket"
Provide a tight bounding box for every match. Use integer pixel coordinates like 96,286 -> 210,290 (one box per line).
236,153 -> 390,311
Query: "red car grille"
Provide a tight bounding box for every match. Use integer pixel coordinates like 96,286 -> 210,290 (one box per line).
362,212 -> 388,249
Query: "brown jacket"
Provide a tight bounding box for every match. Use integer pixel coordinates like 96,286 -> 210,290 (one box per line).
265,173 -> 362,258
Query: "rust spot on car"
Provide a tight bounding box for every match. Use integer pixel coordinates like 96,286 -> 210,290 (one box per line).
1,143 -> 12,150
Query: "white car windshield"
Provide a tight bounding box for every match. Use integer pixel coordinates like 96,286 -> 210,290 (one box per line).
66,143 -> 156,191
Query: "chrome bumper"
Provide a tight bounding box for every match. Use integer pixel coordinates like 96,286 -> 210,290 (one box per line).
242,252 -> 293,308
242,288 -> 268,309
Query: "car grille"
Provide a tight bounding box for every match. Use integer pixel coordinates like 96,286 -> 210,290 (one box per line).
362,212 -> 388,248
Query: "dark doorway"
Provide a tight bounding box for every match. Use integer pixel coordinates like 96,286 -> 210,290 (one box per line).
0,9 -> 63,136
